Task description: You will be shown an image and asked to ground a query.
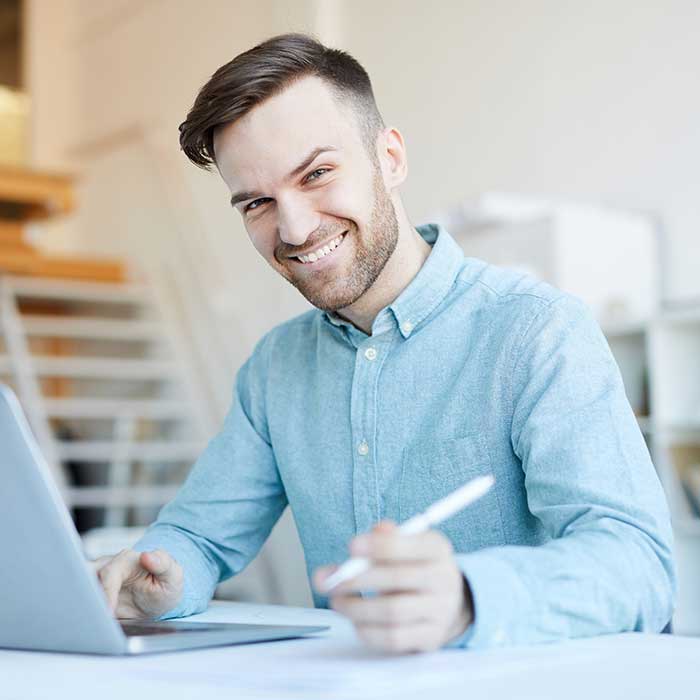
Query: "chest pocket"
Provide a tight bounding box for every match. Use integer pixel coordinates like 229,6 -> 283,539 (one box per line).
399,433 -> 506,552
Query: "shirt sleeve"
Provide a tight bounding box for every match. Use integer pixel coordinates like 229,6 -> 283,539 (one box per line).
132,334 -> 287,620
447,295 -> 676,649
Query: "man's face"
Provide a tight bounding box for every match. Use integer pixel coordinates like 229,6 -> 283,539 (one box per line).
213,76 -> 399,312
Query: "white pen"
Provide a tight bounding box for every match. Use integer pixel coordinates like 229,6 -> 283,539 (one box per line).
321,474 -> 495,593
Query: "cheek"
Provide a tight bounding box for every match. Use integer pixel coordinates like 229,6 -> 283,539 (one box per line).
248,227 -> 279,264
317,179 -> 369,224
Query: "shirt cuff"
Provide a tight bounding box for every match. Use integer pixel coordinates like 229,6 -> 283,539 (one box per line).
447,549 -> 531,649
132,525 -> 218,620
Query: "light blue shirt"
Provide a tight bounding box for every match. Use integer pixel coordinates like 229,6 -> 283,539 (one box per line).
134,223 -> 675,649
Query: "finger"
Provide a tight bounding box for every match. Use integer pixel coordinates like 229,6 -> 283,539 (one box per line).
356,621 -> 445,653
139,550 -> 180,586
331,562 -> 442,595
350,529 -> 453,562
332,591 -> 437,625
312,564 -> 338,592
97,559 -> 130,612
96,549 -> 141,611
89,555 -> 114,573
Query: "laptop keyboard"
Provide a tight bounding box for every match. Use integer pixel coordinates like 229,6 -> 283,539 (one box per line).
120,623 -> 213,636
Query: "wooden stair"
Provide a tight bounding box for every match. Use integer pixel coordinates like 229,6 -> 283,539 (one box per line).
0,166 -> 212,531
0,273 -> 210,527
0,165 -> 124,282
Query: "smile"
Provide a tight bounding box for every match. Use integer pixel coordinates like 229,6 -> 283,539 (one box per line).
293,232 -> 347,265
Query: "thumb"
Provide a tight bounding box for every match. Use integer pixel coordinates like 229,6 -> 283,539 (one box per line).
139,549 -> 178,582
312,564 -> 338,591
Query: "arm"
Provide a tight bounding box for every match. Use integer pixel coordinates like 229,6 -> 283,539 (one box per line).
452,295 -> 676,648
133,337 -> 287,619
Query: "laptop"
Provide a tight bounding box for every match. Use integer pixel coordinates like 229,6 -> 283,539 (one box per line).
0,383 -> 328,655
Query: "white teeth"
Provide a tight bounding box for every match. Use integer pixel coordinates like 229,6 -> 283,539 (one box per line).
296,233 -> 345,264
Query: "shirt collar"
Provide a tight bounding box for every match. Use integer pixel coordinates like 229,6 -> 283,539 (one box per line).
323,223 -> 464,339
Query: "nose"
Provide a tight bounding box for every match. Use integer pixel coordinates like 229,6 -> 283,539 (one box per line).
276,194 -> 320,247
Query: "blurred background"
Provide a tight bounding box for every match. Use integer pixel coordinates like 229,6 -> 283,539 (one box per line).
1,0 -> 699,630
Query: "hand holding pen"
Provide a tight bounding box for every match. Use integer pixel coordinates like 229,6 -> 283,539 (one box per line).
313,475 -> 494,653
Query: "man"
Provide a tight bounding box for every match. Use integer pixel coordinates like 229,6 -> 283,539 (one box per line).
94,33 -> 675,652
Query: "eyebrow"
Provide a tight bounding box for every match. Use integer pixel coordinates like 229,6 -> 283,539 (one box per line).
229,145 -> 339,208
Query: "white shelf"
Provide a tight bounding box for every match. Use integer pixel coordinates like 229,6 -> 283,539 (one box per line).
648,320 -> 700,429
22,316 -> 162,341
604,309 -> 700,634
44,397 -> 189,420
56,440 -> 203,461
660,306 -> 700,327
601,319 -> 647,337
64,485 -> 180,508
30,356 -> 178,380
606,329 -> 649,416
7,275 -> 150,304
656,420 -> 700,437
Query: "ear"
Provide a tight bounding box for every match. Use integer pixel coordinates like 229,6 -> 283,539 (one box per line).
376,126 -> 408,190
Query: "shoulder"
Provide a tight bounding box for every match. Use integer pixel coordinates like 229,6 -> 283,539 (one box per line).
235,309 -> 320,408
455,257 -> 590,336
460,257 -> 564,307
242,308 -> 321,375
254,308 -> 320,355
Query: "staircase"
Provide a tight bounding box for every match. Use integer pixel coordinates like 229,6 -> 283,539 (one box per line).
0,273 -> 211,529
0,165 -> 213,531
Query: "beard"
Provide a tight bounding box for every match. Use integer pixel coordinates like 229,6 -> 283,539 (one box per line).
279,165 -> 400,312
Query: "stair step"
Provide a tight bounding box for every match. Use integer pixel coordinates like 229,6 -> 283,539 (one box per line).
44,397 -> 189,420
64,485 -> 180,508
57,440 -> 203,461
31,356 -> 178,379
0,251 -> 125,283
22,316 -> 162,341
7,275 -> 149,304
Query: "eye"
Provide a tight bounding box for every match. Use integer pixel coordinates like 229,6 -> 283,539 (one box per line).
245,198 -> 271,212
305,168 -> 330,182
243,169 -> 330,213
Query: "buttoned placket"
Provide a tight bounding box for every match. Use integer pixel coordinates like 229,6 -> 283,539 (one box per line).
349,325 -> 395,535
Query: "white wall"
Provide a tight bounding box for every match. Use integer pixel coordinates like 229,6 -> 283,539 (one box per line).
24,0 -> 700,606
339,0 -> 700,302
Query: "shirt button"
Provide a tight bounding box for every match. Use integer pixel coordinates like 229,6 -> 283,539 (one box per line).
401,321 -> 413,334
357,441 -> 369,456
364,347 -> 377,361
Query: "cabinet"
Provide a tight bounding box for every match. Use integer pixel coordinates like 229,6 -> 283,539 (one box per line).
604,308 -> 700,633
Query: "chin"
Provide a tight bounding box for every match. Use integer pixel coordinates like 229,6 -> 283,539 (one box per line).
306,284 -> 368,313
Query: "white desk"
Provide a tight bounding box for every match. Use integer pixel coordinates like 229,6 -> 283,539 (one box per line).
1,601 -> 698,700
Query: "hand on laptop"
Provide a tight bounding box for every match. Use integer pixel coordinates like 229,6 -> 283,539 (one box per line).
313,521 -> 473,653
91,549 -> 183,620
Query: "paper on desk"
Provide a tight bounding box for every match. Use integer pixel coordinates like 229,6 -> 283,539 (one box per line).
115,632 -> 700,700
115,633 -> 605,700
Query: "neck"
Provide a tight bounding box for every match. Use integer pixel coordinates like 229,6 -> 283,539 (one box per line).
335,211 -> 431,334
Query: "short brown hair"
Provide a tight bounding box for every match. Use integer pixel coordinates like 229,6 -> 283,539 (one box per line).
179,32 -> 386,170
